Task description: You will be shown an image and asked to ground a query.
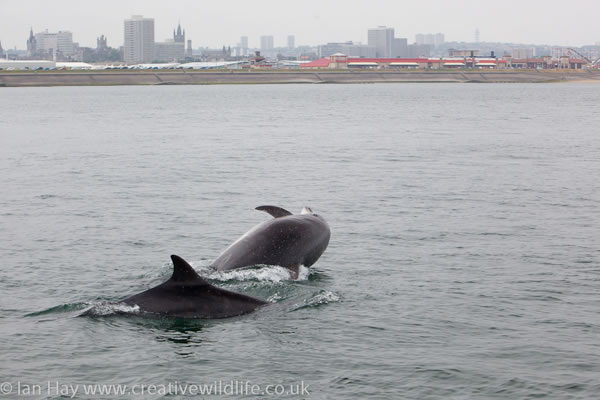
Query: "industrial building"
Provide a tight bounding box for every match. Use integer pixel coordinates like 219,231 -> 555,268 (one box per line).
508,56 -> 586,69
301,53 -> 591,70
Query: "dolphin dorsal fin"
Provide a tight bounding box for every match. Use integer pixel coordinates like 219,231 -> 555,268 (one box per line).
169,255 -> 209,284
255,205 -> 293,218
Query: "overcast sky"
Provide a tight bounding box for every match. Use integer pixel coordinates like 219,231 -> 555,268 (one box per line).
1,0 -> 599,50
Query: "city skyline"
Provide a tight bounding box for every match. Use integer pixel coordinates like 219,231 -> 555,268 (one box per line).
0,0 -> 599,50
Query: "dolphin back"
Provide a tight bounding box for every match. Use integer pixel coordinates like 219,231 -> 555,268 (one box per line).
122,255 -> 266,318
211,207 -> 330,273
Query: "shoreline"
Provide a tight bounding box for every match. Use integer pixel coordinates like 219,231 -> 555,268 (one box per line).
1,69 -> 600,87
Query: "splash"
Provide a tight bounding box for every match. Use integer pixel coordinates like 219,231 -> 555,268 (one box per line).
307,290 -> 340,305
297,265 -> 310,281
292,290 -> 341,311
84,302 -> 140,317
267,293 -> 283,303
202,265 -> 309,283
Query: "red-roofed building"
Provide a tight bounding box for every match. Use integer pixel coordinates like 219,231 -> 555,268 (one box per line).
510,58 -> 548,69
300,56 -> 509,70
507,56 -> 586,69
301,58 -> 331,68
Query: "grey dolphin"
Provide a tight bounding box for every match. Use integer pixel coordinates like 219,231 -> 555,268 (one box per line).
211,206 -> 331,278
122,255 -> 267,318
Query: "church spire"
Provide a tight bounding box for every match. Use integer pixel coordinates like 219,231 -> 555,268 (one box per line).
173,21 -> 185,43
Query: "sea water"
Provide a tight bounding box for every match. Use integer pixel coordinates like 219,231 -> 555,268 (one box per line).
1,83 -> 599,399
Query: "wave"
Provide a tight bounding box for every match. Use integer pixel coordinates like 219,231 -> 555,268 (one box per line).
291,290 -> 341,311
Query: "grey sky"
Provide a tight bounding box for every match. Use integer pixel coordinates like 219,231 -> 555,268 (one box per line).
1,0 -> 598,50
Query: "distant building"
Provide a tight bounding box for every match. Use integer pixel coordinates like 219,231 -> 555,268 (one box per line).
319,42 -> 349,57
0,41 -> 4,58
201,46 -> 231,61
318,42 -> 376,58
392,38 -> 408,57
30,30 -> 75,59
301,56 -> 510,70
97,35 -> 108,51
123,15 -> 155,63
154,39 -> 184,62
240,36 -> 248,54
235,36 -> 249,57
449,49 -> 479,57
287,35 -> 295,49
260,35 -> 274,50
408,44 -> 431,57
512,47 -> 535,59
343,43 -> 376,58
173,23 -> 185,44
435,33 -> 445,47
416,33 -> 445,47
153,22 -> 187,62
186,40 -> 193,58
328,53 -> 348,69
0,59 -> 56,70
26,28 -> 37,57
88,34 -> 114,61
368,26 -> 394,58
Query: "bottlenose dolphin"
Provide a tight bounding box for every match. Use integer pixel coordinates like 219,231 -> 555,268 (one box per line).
211,206 -> 331,278
122,255 -> 267,318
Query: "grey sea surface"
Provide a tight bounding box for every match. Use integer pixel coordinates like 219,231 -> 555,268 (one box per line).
1,83 -> 599,399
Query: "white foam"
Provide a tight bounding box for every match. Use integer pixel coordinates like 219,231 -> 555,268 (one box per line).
304,291 -> 340,307
267,293 -> 282,303
208,265 -> 293,283
199,263 -> 312,283
88,302 -> 140,316
297,265 -> 310,280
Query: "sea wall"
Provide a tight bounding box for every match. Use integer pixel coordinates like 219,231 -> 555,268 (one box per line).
1,69 -> 599,87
